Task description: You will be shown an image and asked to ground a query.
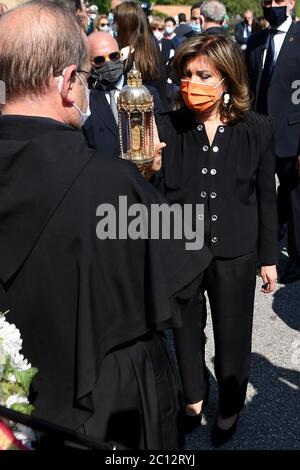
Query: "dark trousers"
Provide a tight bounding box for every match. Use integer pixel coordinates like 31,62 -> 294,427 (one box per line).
277,156 -> 300,261
174,252 -> 257,418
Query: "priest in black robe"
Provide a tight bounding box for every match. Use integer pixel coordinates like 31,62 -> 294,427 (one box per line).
0,1 -> 211,449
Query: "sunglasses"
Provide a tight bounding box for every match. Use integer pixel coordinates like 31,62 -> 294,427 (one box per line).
152,27 -> 164,32
100,23 -> 108,27
92,51 -> 121,67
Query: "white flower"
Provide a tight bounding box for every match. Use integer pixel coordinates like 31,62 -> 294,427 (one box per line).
0,313 -> 23,358
11,353 -> 31,371
7,373 -> 17,383
12,423 -> 36,448
0,310 -> 37,448
6,394 -> 29,409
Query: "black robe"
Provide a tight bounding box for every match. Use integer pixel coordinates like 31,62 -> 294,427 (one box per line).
0,116 -> 212,449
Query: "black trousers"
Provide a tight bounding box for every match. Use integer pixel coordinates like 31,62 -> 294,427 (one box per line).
277,156 -> 300,260
173,252 -> 257,418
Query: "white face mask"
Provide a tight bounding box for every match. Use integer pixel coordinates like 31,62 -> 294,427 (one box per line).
165,26 -> 174,35
153,30 -> 164,42
58,72 -> 91,127
73,73 -> 91,126
100,25 -> 110,33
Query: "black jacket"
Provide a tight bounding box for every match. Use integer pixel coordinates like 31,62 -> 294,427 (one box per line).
83,82 -> 163,156
156,109 -> 278,265
246,21 -> 300,157
204,26 -> 226,36
0,115 -> 212,430
235,21 -> 251,46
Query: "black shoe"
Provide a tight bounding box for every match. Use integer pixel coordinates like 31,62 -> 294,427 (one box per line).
184,412 -> 202,434
211,413 -> 239,447
279,260 -> 300,284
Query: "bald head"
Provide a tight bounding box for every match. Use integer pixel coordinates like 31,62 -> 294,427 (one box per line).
244,10 -> 253,21
111,0 -> 121,10
0,1 -> 88,101
0,3 -> 7,16
88,31 -> 119,59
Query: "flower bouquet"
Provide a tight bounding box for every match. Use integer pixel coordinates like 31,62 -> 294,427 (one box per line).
0,310 -> 38,450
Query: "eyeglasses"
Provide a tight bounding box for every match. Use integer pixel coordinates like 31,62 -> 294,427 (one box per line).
100,23 -> 108,27
77,69 -> 100,80
92,51 -> 121,67
151,27 -> 164,31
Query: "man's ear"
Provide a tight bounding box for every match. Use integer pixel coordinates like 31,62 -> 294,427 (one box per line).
59,65 -> 77,106
289,0 -> 296,12
200,14 -> 205,28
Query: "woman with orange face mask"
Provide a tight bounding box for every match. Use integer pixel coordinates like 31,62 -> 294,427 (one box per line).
154,35 -> 278,446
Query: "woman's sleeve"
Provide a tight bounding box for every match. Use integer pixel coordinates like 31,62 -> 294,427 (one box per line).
256,116 -> 278,266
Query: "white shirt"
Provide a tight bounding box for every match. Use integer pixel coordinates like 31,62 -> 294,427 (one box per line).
262,16 -> 292,67
104,75 -> 124,105
243,24 -> 252,38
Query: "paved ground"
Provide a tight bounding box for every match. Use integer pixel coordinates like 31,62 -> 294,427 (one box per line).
169,235 -> 300,450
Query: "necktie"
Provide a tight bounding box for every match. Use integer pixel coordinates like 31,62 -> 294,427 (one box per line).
244,24 -> 251,39
257,29 -> 279,114
109,88 -> 118,123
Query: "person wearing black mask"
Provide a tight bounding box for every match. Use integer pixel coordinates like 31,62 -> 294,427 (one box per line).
84,31 -> 163,156
247,0 -> 300,284
83,31 -> 124,156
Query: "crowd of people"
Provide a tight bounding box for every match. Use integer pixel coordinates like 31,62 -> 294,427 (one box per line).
0,0 -> 299,451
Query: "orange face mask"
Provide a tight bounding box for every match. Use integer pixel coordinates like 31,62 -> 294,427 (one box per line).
180,78 -> 225,113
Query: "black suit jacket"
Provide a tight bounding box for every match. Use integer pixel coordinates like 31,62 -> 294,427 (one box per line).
235,21 -> 251,45
160,38 -> 174,64
204,26 -> 226,36
246,22 -> 300,157
156,110 -> 278,265
83,81 -> 163,155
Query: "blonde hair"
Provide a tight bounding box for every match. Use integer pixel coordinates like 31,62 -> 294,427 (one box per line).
173,35 -> 251,124
150,16 -> 164,30
94,14 -> 108,31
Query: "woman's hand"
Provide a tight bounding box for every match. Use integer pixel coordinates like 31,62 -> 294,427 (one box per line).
143,117 -> 165,179
260,265 -> 277,293
143,142 -> 165,179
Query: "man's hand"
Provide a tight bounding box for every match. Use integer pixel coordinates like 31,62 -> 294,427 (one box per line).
260,265 -> 277,293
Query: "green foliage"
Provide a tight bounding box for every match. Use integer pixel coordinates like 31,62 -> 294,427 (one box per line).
11,403 -> 34,416
15,368 -> 38,396
92,1 -> 300,19
153,0 -> 188,4
223,0 -> 261,16
92,0 -> 111,15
